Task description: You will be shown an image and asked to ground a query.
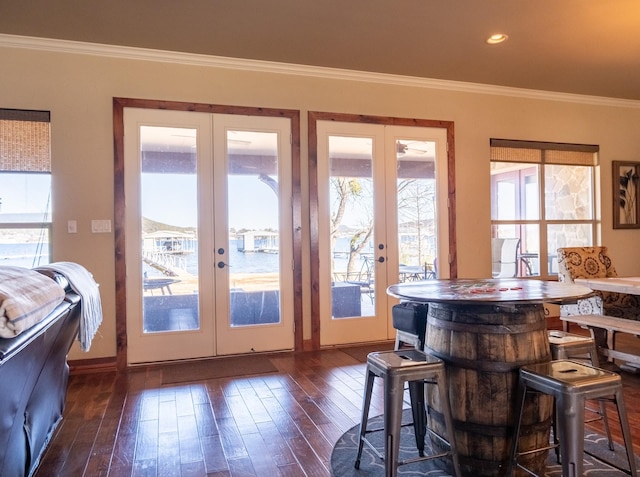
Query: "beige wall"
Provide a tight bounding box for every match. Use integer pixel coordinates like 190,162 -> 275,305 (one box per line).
2,41 -> 640,360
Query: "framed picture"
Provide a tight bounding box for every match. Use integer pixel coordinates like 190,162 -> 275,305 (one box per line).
613,161 -> 640,229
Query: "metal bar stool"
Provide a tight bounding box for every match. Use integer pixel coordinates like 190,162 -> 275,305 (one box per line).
392,302 -> 428,350
508,360 -> 637,477
392,302 -> 429,461
548,330 -> 600,363
548,330 -> 614,451
355,349 -> 461,477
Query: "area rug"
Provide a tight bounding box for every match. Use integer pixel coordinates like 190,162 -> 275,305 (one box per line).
340,343 -> 395,363
331,410 -> 640,476
162,355 -> 278,384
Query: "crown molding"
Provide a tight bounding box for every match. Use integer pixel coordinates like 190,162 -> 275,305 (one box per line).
2,33 -> 639,109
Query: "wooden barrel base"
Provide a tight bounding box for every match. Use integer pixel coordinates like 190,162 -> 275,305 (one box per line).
425,301 -> 553,477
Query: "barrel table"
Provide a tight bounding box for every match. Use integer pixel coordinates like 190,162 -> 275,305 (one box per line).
387,279 -> 592,477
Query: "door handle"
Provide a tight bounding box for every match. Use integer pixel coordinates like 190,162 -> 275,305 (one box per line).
217,261 -> 230,268
377,256 -> 385,263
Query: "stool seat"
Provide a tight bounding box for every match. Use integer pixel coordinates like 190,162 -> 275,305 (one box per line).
509,360 -> 637,477
356,349 -> 461,477
522,359 -> 619,394
367,348 -> 441,377
548,330 -> 600,363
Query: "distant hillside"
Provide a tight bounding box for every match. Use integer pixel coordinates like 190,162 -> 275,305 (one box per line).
142,217 -> 196,234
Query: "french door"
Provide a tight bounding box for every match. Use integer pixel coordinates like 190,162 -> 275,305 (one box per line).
124,108 -> 294,363
316,121 -> 450,346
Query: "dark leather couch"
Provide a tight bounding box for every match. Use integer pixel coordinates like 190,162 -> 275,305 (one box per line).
0,270 -> 81,477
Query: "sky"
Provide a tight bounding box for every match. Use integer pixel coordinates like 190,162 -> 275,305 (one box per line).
0,171 -> 278,230
0,173 -> 50,219
141,173 -> 279,230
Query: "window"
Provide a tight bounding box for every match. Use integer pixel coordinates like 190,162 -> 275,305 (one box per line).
0,109 -> 52,267
490,139 -> 598,279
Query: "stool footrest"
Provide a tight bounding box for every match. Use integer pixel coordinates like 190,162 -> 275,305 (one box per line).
363,421 -> 416,436
515,462 -> 546,477
515,443 -> 557,458
426,427 -> 453,449
399,450 -> 452,466
359,436 -> 384,461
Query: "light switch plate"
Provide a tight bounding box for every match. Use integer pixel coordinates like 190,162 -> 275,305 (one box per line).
67,220 -> 77,234
91,219 -> 111,233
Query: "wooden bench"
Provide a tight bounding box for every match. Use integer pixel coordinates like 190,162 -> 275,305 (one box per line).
560,314 -> 640,370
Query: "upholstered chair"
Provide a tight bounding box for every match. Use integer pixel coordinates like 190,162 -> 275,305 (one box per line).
557,246 -> 640,321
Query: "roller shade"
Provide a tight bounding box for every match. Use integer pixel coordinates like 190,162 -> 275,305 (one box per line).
490,138 -> 598,166
0,109 -> 51,172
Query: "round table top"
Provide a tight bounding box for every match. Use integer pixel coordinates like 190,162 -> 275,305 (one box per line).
387,278 -> 593,305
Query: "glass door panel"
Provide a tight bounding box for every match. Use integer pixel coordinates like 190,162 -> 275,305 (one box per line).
140,125 -> 200,333
329,136 -> 375,319
125,108 -> 215,364
227,130 -> 281,327
490,163 -> 542,278
396,140 -> 438,282
317,123 -> 388,346
214,116 -> 294,355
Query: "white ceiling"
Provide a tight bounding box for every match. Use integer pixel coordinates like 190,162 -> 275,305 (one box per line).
1,0 -> 639,101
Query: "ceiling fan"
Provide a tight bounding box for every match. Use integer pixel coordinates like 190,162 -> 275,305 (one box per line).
396,140 -> 430,155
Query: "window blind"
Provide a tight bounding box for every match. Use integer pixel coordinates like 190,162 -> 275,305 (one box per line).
490,138 -> 598,166
0,109 -> 51,172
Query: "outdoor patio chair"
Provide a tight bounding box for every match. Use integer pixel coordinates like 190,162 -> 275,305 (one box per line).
491,237 -> 520,278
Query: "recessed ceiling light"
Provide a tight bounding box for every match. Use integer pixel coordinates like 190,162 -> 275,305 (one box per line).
486,33 -> 509,45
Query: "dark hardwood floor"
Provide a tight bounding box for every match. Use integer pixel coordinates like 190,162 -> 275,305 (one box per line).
36,334 -> 640,477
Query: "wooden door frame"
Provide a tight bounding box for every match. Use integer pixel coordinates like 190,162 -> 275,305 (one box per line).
113,98 -> 301,370
307,111 -> 456,350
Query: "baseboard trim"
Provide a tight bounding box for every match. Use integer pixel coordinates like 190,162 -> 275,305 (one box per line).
69,356 -> 117,375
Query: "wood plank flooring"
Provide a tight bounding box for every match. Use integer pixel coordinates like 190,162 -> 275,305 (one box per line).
36,335 -> 640,477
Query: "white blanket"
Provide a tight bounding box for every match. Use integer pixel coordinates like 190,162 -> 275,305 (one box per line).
38,262 -> 103,351
0,266 -> 66,338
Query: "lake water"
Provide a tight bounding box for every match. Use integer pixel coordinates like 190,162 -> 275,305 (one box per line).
1,238 -> 360,275
147,238 -> 361,276
145,239 -> 281,277
0,243 -> 50,268
0,241 -> 280,275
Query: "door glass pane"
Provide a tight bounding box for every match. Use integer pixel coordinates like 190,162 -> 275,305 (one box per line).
396,140 -> 437,281
328,136 -> 374,318
139,126 -> 199,333
227,130 -> 281,326
490,163 -> 539,220
490,162 -> 541,278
